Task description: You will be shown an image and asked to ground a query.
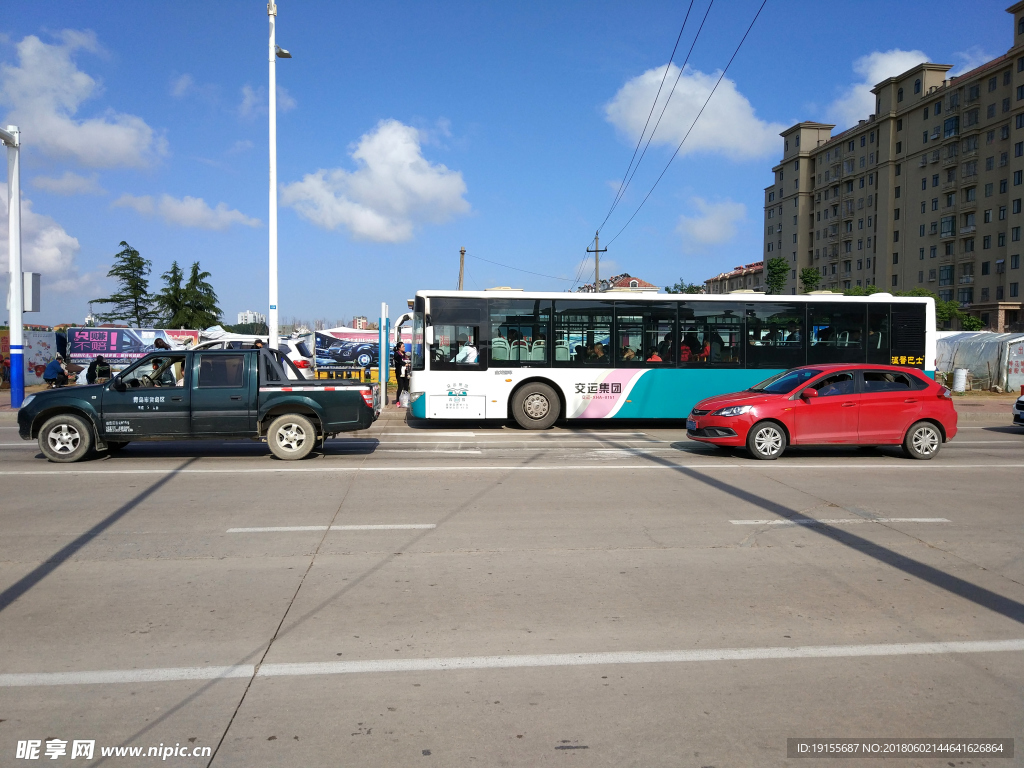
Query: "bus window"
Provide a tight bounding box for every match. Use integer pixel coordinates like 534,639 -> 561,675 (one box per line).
428,297 -> 485,371
867,304 -> 890,365
890,302 -> 926,368
553,300 -> 613,366
614,302 -> 675,365
745,303 -> 805,368
679,302 -> 743,366
489,299 -> 551,365
807,303 -> 867,364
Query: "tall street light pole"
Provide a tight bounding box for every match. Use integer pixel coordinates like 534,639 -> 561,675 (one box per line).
267,2 -> 290,350
1,125 -> 24,408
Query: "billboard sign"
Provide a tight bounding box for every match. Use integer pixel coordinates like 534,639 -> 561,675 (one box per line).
67,328 -> 199,365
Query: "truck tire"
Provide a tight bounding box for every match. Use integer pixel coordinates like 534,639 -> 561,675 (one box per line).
38,414 -> 94,463
511,382 -> 560,430
267,414 -> 316,460
902,420 -> 941,460
746,420 -> 787,460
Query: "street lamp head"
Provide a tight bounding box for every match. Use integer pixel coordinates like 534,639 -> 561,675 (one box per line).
275,45 -> 292,58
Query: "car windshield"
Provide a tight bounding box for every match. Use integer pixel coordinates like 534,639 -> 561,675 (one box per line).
749,368 -> 822,394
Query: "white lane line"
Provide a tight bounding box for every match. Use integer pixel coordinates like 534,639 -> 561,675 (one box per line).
227,524 -> 436,533
378,449 -> 482,454
2,639 -> 1021,688
381,431 -> 649,438
730,517 -> 950,526
383,431 -> 475,436
2,463 -> 1023,477
948,440 -> 1024,444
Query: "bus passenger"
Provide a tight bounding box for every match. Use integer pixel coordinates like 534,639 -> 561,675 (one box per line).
645,350 -> 662,362
453,333 -> 478,363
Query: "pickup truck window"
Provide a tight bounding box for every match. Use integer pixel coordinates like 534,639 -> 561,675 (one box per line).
198,355 -> 245,388
121,355 -> 186,388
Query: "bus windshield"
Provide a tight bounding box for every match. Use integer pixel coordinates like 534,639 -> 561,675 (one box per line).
749,368 -> 822,394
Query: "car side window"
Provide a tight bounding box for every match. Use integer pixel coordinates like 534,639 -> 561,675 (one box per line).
198,354 -> 246,388
811,371 -> 856,397
863,371 -> 915,392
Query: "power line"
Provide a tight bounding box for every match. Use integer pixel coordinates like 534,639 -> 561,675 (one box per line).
466,253 -> 577,283
601,0 -> 715,229
598,0 -> 696,234
605,0 -> 769,248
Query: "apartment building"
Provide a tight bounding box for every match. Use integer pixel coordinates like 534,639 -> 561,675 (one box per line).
763,2 -> 1024,331
704,261 -> 764,294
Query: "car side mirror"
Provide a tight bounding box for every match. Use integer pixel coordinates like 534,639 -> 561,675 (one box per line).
800,387 -> 818,399
111,377 -> 127,392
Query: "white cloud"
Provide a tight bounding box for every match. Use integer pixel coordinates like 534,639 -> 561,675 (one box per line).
676,197 -> 746,251
239,84 -> 295,118
605,64 -> 786,160
228,139 -> 254,154
827,49 -> 928,129
170,73 -> 194,98
31,171 -> 105,196
113,194 -> 261,230
950,46 -> 996,78
281,119 -> 470,242
0,188 -> 92,292
0,30 -> 166,168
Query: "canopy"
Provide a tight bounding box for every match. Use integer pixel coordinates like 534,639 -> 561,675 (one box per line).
936,331 -> 1024,391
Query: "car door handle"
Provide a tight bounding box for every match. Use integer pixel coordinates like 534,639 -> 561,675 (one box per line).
904,398 -> 918,403
230,395 -> 242,400
170,396 -> 183,401
841,402 -> 857,407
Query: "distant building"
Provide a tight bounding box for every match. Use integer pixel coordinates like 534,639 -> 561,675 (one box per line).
704,262 -> 765,294
576,272 -> 659,293
352,315 -> 368,329
237,310 -> 266,325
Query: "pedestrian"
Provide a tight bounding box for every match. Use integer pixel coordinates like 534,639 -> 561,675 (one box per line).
43,355 -> 69,388
393,341 -> 409,407
253,339 -> 265,350
153,337 -> 171,351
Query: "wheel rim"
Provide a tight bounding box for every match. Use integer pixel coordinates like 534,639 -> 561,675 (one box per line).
47,423 -> 81,454
912,426 -> 939,455
523,393 -> 550,420
754,426 -> 782,456
275,422 -> 307,452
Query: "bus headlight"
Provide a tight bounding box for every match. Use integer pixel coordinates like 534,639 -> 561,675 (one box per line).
713,405 -> 752,417
409,391 -> 424,402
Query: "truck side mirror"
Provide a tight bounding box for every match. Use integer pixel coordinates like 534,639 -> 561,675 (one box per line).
111,377 -> 126,392
800,387 -> 818,400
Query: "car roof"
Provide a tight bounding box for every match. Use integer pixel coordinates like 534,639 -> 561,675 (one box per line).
792,363 -> 931,375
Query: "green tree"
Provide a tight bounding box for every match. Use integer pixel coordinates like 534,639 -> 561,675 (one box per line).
843,284 -> 881,296
664,278 -> 703,294
92,241 -> 157,326
154,261 -> 188,328
179,262 -> 222,329
798,267 -> 821,293
764,256 -> 789,295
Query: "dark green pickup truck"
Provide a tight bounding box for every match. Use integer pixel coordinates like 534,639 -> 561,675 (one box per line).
17,348 -> 379,462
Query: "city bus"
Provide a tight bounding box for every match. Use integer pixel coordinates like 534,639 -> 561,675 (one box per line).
407,289 -> 935,429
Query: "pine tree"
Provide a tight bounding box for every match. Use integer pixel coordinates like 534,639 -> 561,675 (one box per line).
181,262 -> 222,329
92,241 -> 157,326
154,261 -> 187,328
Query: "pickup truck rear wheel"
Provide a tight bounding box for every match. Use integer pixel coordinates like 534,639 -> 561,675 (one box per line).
267,414 -> 316,460
39,414 -> 93,463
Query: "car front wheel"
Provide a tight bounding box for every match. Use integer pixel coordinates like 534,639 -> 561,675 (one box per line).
902,421 -> 941,460
38,414 -> 94,463
746,420 -> 787,460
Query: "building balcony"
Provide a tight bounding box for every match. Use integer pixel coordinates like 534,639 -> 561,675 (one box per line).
959,275 -> 974,284
942,181 -> 958,192
942,155 -> 958,167
962,149 -> 977,160
919,156 -> 928,168
960,200 -> 977,211
959,225 -> 976,235
945,103 -> 960,114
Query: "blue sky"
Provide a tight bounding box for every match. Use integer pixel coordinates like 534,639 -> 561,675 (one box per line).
0,0 -> 1011,327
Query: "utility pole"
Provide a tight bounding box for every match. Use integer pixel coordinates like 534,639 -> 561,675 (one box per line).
586,231 -> 607,291
458,246 -> 465,290
267,1 -> 291,350
1,124 -> 23,408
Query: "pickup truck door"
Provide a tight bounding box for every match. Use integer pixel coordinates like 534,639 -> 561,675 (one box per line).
190,353 -> 254,435
100,354 -> 191,438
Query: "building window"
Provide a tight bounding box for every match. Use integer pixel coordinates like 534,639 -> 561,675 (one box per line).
1001,179 -> 1009,193
895,163 -> 901,176
1000,233 -> 1007,247
1011,254 -> 1020,269
914,79 -> 921,94
897,87 -> 904,102
932,174 -> 939,187
985,183 -> 993,197
892,274 -> 898,287
1016,171 -> 1023,186
919,224 -> 926,236
958,287 -> 974,304
923,131 -> 929,144
918,270 -> 924,283
982,261 -> 990,275
893,252 -> 899,264
1018,114 -> 1024,129
1000,205 -> 1007,220
964,238 -> 975,252
896,141 -> 902,153
988,104 -> 997,119
984,235 -> 991,249
897,118 -> 903,131
1014,227 -> 1021,242
921,178 -> 927,191
895,186 -> 901,198
1012,282 -> 1020,298
930,246 -> 937,258
984,209 -> 992,223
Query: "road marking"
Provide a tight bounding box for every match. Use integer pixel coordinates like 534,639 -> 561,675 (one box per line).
1,638 -> 1021,688
1,463 -> 1024,476
730,517 -> 950,526
948,440 -> 1023,444
227,524 -> 436,533
383,431 -> 476,436
378,449 -> 482,454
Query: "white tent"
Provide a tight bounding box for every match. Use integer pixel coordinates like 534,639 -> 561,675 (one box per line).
936,331 -> 1024,391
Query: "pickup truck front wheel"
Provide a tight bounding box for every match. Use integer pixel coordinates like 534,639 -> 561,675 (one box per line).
267,414 -> 316,461
39,414 -> 94,463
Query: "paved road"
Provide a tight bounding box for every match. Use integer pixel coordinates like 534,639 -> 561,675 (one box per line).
1,411 -> 1022,766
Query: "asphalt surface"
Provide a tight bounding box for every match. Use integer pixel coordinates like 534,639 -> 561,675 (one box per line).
0,409 -> 1023,767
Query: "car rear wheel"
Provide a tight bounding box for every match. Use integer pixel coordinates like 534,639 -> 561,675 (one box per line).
39,414 -> 93,463
746,420 -> 787,460
267,414 -> 316,460
902,421 -> 941,460
511,383 -> 560,430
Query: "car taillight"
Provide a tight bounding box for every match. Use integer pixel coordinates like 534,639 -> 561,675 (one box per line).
939,386 -> 952,399
294,359 -> 311,368
359,389 -> 374,408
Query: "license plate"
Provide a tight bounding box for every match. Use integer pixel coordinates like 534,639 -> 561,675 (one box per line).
686,419 -> 697,431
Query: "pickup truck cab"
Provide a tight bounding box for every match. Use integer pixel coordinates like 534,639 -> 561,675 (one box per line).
18,348 -> 379,462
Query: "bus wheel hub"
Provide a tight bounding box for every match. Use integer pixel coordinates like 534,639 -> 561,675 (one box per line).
523,393 -> 549,419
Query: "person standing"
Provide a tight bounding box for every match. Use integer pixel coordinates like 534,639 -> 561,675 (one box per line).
393,341 -> 409,407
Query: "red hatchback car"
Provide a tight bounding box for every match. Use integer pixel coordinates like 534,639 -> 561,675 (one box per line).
686,364 -> 957,460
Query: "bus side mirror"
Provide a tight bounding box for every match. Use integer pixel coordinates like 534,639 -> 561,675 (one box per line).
425,327 -> 434,346
800,387 -> 818,400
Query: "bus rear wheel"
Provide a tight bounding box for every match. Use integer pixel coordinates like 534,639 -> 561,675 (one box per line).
511,383 -> 560,430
